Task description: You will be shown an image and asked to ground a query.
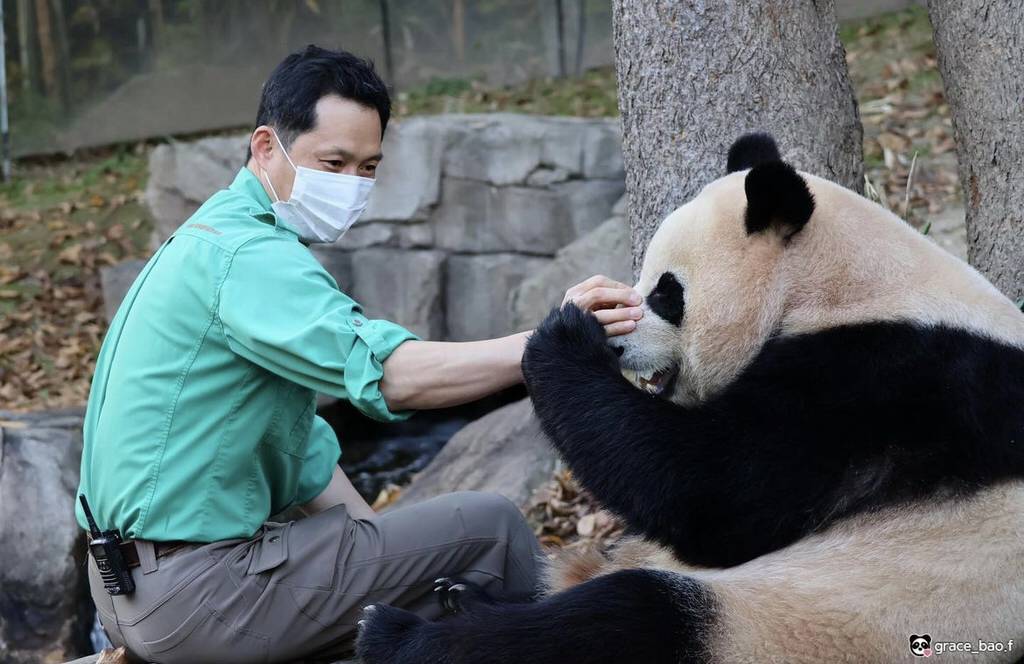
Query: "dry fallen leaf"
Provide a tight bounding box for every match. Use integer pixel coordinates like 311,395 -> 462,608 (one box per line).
57,244 -> 84,265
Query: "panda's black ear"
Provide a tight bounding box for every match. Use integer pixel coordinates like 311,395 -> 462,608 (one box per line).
727,133 -> 781,173
744,161 -> 815,238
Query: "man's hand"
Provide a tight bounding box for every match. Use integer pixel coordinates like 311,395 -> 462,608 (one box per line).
561,275 -> 643,336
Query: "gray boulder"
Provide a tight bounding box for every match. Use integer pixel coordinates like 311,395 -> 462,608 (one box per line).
446,253 -> 551,341
430,177 -> 623,255
395,399 -> 556,509
442,114 -> 623,185
361,116 -> 452,223
0,409 -> 89,664
145,135 -> 249,247
349,249 -> 447,340
98,260 -> 147,324
510,214 -> 632,332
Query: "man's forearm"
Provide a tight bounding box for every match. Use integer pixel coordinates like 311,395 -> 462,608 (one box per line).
300,465 -> 376,520
379,332 -> 530,411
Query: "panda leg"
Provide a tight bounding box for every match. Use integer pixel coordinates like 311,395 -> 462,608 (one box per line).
355,569 -> 715,664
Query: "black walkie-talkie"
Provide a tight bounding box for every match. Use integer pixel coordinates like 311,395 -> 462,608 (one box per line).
80,494 -> 135,596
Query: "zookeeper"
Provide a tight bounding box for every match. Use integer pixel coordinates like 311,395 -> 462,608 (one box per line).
75,44 -> 644,663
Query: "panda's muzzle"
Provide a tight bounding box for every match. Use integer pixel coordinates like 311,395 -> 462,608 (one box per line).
622,363 -> 680,398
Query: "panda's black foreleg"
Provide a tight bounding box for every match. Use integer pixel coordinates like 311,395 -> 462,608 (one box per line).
355,569 -> 715,664
522,304 -> 707,555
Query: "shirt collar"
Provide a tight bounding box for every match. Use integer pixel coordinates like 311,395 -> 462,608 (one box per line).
229,167 -> 304,240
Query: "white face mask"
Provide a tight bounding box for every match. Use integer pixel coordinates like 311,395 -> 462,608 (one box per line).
260,129 -> 376,243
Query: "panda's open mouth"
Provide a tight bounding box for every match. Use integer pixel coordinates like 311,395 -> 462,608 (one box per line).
621,364 -> 679,398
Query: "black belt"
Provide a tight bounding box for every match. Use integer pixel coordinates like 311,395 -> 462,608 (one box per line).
117,539 -> 196,569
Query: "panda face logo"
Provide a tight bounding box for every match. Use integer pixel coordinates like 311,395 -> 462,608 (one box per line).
910,634 -> 932,657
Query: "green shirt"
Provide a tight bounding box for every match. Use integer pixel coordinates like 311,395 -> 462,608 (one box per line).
75,168 -> 418,542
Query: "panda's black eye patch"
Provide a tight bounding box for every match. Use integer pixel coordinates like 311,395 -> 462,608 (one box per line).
647,272 -> 685,326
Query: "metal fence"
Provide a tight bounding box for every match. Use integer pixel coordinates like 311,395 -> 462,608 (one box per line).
0,0 -> 614,158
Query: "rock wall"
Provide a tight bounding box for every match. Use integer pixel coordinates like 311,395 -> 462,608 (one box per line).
0,409 -> 89,664
144,114 -> 628,341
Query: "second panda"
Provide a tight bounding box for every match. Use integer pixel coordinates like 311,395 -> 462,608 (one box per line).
356,133 -> 1024,663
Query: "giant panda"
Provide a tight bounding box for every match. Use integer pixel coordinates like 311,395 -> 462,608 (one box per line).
355,133 -> 1024,663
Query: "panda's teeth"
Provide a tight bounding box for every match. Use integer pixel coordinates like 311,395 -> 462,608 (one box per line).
621,367 -> 669,394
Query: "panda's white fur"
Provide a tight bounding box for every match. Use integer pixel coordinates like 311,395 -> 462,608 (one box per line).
356,134 -> 1024,664
617,170 -> 1024,405
548,483 -> 1024,662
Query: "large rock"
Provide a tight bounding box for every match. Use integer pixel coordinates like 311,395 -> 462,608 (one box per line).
349,249 -> 447,340
446,253 -> 551,341
1,409 -> 89,664
145,135 -> 249,246
360,116 -> 453,223
98,260 -> 147,324
310,246 -> 355,293
431,177 -> 623,255
442,114 -> 623,185
395,399 -> 556,509
510,214 -> 632,332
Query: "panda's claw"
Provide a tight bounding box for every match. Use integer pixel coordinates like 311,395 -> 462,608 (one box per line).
434,577 -> 493,614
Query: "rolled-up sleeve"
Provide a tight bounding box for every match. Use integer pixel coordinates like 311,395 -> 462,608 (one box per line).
218,234 -> 420,422
295,415 -> 342,504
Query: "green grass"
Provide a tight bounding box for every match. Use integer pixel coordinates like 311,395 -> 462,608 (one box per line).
397,67 -> 620,118
0,148 -> 152,316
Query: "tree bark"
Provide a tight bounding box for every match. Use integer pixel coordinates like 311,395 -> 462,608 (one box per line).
33,0 -> 56,97
927,0 -> 1024,302
451,0 -> 465,65
574,0 -> 586,76
47,0 -> 72,112
612,1 -> 863,274
148,0 -> 165,57
16,0 -> 34,95
555,0 -> 567,78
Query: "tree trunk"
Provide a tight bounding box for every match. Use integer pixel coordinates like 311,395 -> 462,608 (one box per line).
927,0 -> 1024,303
612,1 -> 863,275
33,0 -> 56,97
574,0 -> 586,76
47,0 -> 72,112
148,0 -> 165,58
16,0 -> 34,95
379,0 -> 395,87
555,0 -> 567,78
451,0 -> 465,65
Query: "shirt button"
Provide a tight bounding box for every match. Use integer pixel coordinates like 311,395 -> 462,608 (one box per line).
351,318 -> 363,327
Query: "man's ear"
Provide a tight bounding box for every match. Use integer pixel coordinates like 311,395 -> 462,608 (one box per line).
744,160 -> 815,239
249,126 -> 276,170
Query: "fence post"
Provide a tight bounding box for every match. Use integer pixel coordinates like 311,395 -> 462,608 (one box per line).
0,0 -> 12,181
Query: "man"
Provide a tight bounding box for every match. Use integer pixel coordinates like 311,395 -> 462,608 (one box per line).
77,45 -> 643,662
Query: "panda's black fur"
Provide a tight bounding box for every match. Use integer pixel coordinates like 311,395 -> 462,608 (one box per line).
522,306 -> 1024,570
356,135 -> 1024,664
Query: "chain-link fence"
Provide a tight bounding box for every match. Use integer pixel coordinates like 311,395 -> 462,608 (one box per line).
1,0 -> 614,157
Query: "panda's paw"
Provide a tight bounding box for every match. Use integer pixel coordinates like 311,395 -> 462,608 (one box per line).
355,604 -> 427,664
434,577 -> 493,614
525,303 -> 619,383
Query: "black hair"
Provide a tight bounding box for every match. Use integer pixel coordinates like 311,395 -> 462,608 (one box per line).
245,45 -> 391,162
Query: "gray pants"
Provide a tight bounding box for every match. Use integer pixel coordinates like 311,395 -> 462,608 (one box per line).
88,491 -> 542,663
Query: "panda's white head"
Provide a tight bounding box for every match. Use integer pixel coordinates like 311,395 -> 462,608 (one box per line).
613,133 -> 1024,405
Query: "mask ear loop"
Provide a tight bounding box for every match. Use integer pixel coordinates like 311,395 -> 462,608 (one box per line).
259,128 -> 296,203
